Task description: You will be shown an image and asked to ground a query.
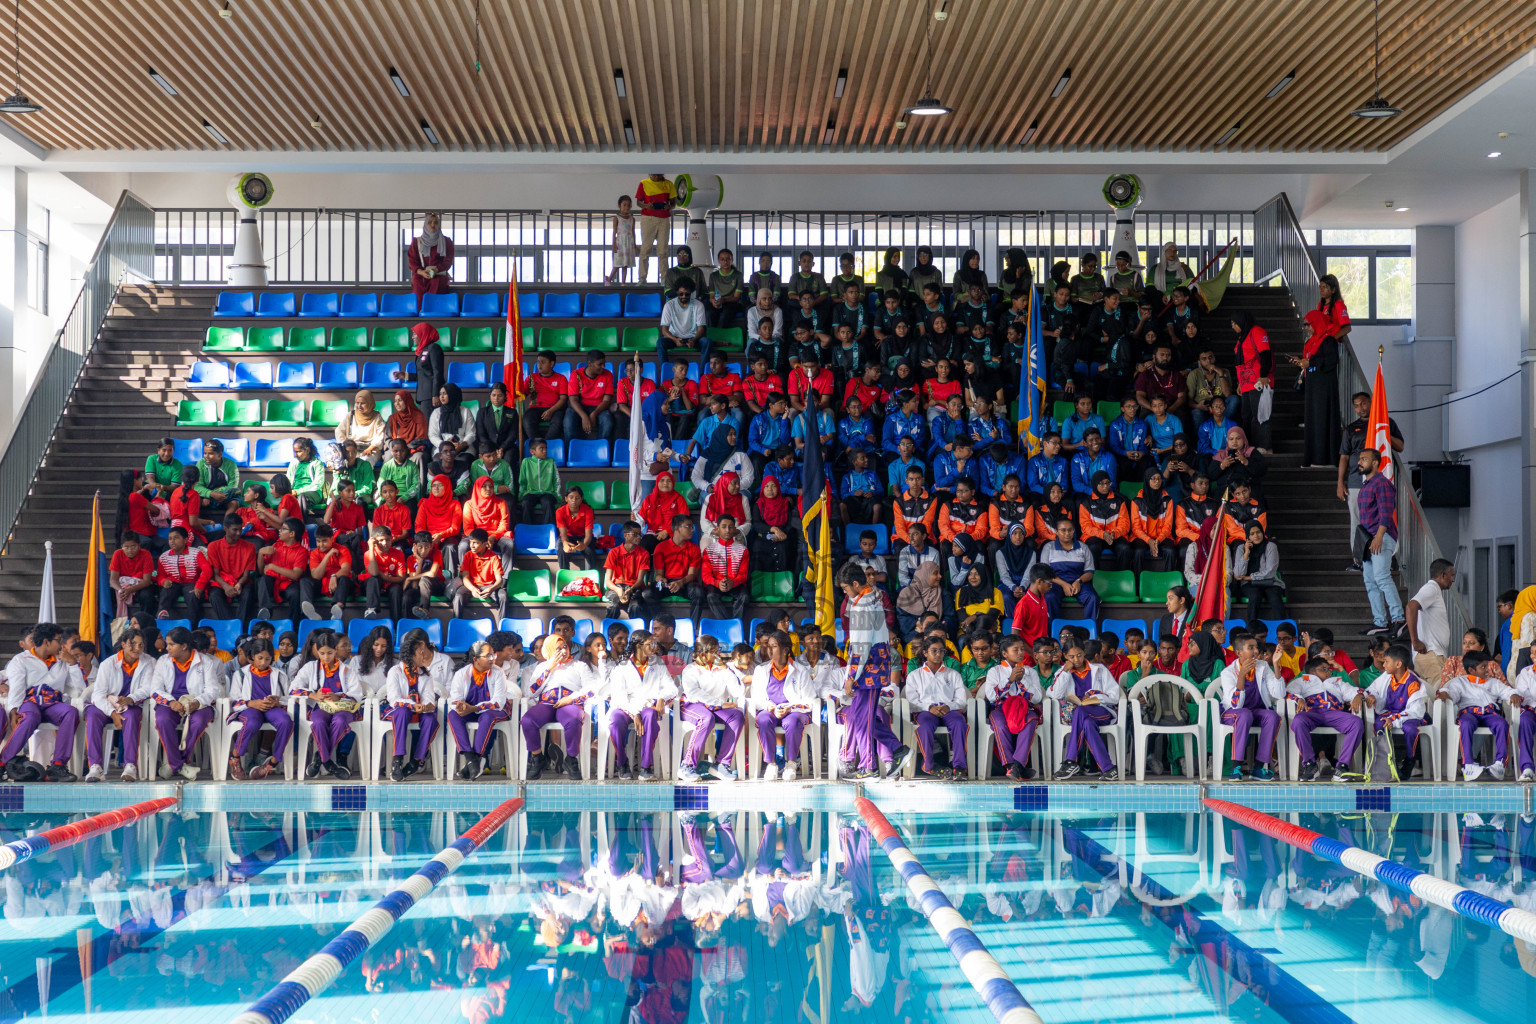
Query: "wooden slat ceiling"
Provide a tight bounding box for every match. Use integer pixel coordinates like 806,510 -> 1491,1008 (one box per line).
6,0 -> 1536,153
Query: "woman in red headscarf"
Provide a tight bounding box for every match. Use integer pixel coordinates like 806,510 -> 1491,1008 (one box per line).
404,322 -> 446,413
701,470 -> 750,536
415,475 -> 463,570
387,388 -> 431,461
747,475 -> 796,572
459,477 -> 515,568
635,470 -> 689,550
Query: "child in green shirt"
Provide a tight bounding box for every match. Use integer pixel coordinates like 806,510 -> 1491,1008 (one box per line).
374,439 -> 422,505
329,440 -> 377,508
518,436 -> 561,525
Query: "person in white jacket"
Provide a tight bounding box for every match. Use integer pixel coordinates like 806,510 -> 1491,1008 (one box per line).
148,625 -> 223,782
83,628 -> 155,782
603,632 -> 679,781
1048,640 -> 1124,780
1214,634 -> 1284,781
978,635 -> 1044,780
0,623 -> 77,782
1288,657 -> 1367,782
1435,649 -> 1518,781
380,630 -> 441,781
905,638 -> 971,779
521,635 -> 591,781
447,639 -> 520,780
349,624 -> 397,695
749,631 -> 817,781
225,638 -> 293,781
288,627 -> 364,780
1361,644 -> 1430,782
676,635 -> 743,783
1513,657 -> 1536,782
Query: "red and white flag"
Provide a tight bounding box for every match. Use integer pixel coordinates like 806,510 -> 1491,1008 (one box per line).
503,269 -> 525,400
1368,361 -> 1393,481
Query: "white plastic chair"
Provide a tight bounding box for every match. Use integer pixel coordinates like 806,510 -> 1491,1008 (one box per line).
1283,697 -> 1365,779
516,697 -> 592,780
670,705 -> 749,782
1127,674 -> 1209,781
1362,698 -> 1444,782
747,698 -> 823,780
1441,697 -> 1518,780
26,698 -> 87,776
1203,680 -> 1288,780
294,696 -> 370,779
893,697 -> 978,779
973,698 -> 1048,780
212,697 -> 296,780
366,697 -> 447,781
1045,696 -> 1126,776
590,703 -> 671,780
145,700 -> 221,778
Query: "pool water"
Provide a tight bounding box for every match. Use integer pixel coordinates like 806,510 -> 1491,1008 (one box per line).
1,809 -> 1533,1022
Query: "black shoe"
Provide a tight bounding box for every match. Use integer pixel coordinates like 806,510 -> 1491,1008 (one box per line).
526,752 -> 543,780
2,754 -> 25,781
545,748 -> 565,774
1344,561 -> 1362,573
328,759 -> 351,782
456,755 -> 474,780
469,753 -> 486,781
1298,759 -> 1318,782
1362,625 -> 1391,637
402,757 -> 424,780
914,768 -> 939,780
849,767 -> 878,780
305,751 -> 323,779
1054,762 -> 1084,780
618,766 -> 633,780
892,744 -> 914,775
1019,765 -> 1036,781
1389,620 -> 1408,638
1005,764 -> 1024,781
389,755 -> 406,782
44,761 -> 77,783
566,758 -> 582,781
1096,766 -> 1120,781
1395,756 -> 1414,781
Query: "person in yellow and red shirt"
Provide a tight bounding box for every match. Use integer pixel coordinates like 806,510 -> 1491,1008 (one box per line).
634,172 -> 676,284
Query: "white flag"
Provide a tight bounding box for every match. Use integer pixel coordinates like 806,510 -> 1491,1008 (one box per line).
38,540 -> 56,623
629,360 -> 646,531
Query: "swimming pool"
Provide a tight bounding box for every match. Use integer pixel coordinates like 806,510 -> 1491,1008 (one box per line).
2,796 -> 1533,1023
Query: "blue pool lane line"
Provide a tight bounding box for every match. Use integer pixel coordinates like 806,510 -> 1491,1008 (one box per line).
1205,797 -> 1536,945
229,797 -> 525,1024
856,796 -> 1045,1024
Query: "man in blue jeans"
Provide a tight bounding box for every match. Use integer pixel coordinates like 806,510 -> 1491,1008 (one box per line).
1356,447 -> 1404,636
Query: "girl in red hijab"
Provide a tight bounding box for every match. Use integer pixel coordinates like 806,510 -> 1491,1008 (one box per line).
387,388 -> 430,457
460,476 -> 515,568
415,475 -> 462,568
747,475 -> 795,572
702,470 -> 750,535
636,470 -> 689,549
408,323 -> 446,412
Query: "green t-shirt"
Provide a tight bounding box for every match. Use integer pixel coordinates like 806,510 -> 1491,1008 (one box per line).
329,460 -> 376,507
1356,665 -> 1384,690
143,454 -> 183,491
374,459 -> 420,504
961,657 -> 998,692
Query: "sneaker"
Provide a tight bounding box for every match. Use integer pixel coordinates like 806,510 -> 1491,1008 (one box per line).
1389,621 -> 1407,638
839,761 -> 857,778
305,752 -> 323,779
257,607 -> 272,620
1464,763 -> 1485,782
1019,765 -> 1036,781
677,766 -> 701,783
1005,764 -> 1024,781
1521,768 -> 1536,783
457,755 -> 474,780
389,755 -> 406,782
1362,624 -> 1391,637
892,744 -> 914,775
1253,765 -> 1276,781
1334,769 -> 1367,783
1146,757 -> 1166,777
782,763 -> 798,782
566,759 -> 582,781
84,763 -> 105,783
1097,766 -> 1120,781
914,768 -> 940,780
158,761 -> 176,780
43,762 -> 77,783
715,763 -> 738,782
545,748 -> 565,775
1393,757 -> 1412,782
300,600 -> 322,621
178,764 -> 199,782
410,608 -> 431,620
363,608 -> 380,619
617,767 -> 633,781
849,767 -> 878,780
470,754 -> 486,781
330,603 -> 345,620
1490,759 -> 1507,781
638,769 -> 656,782
120,763 -> 139,783
525,752 -> 543,780
880,759 -> 896,778
249,758 -> 277,781
403,758 -> 424,779
1054,762 -> 1084,781
1345,561 -> 1362,573
329,761 -> 351,782
227,756 -> 247,781
1298,759 -> 1318,782
761,764 -> 779,781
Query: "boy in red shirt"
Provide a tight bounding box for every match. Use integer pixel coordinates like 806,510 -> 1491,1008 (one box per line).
302,524 -> 355,621
650,515 -> 705,626
616,357 -> 658,438
124,478 -> 167,555
324,479 -> 368,566
555,484 -> 601,571
402,530 -> 444,619
360,525 -> 407,620
741,354 -> 785,416
237,483 -> 280,544
699,352 -> 745,430
660,359 -> 699,439
452,528 -> 508,620
271,475 -> 306,527
109,531 -> 158,618
372,480 -> 413,552
603,521 -> 652,620
521,350 -> 569,442
788,351 -> 834,413
257,517 -> 310,622
565,350 -> 616,441
206,512 -> 259,622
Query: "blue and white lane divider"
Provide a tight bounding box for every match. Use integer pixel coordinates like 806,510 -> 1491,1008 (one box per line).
1205,797 -> 1536,945
855,797 -> 1044,1024
228,797 -> 524,1024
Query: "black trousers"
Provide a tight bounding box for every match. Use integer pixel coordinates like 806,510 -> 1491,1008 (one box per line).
157,583 -> 203,623
651,581 -> 706,627
1085,536 -> 1131,572
257,577 -> 301,623
299,576 -> 355,616
704,582 -> 749,622
521,494 -> 557,526
365,578 -> 405,620
522,405 -> 564,442
207,584 -> 255,623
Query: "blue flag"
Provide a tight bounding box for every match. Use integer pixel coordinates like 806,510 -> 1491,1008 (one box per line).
798,404 -> 835,630
1018,285 -> 1047,456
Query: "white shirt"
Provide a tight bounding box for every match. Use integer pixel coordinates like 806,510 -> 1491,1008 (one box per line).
660,296 -> 707,339
348,654 -> 394,696
288,660 -> 364,701
1438,674 -> 1515,713
1365,672 -> 1427,721
748,661 -> 816,712
382,663 -> 440,707
1216,661 -> 1283,710
525,659 -> 588,703
1047,663 -> 1124,707
798,652 -> 847,703
1512,666 -> 1536,706
977,662 -> 1043,706
1285,673 -> 1359,712
149,654 -> 223,706
678,661 -> 744,708
605,660 -> 679,714
227,665 -> 290,705
903,665 -> 967,711
447,664 -> 517,708
1410,581 -> 1451,656
3,650 -> 72,713
91,652 -> 156,716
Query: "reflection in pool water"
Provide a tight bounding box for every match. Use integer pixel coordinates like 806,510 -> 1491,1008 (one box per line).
0,809 -> 1533,1022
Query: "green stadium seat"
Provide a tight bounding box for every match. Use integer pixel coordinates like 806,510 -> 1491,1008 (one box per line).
176,400 -> 217,427
371,327 -> 412,352
287,327 -> 327,352
607,478 -> 629,510
677,479 -> 699,507
219,399 -> 261,427
1138,570 -> 1184,603
455,327 -> 497,353
750,571 -> 797,603
704,326 -> 743,350
262,400 -> 306,427
622,327 -> 660,352
571,479 -> 606,508
204,326 -> 244,352
1051,400 -> 1074,425
245,327 -> 285,352
330,327 -> 369,351
1095,570 -> 1138,604
1119,481 -> 1141,500
308,399 -> 348,427
540,327 -> 578,352
506,569 -> 552,603
555,569 -> 602,602
1096,400 -> 1122,423
462,400 -> 481,418
582,327 -> 619,352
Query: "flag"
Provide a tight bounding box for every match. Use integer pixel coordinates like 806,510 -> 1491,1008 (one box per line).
1195,239 -> 1239,311
39,540 -> 55,624
1178,495 -> 1229,664
1017,285 -> 1047,456
1368,360 -> 1394,481
629,381 -> 654,531
79,492 -> 105,643
503,269 -> 525,400
799,405 -> 835,633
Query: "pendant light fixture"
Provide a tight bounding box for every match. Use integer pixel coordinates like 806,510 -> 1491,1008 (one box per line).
904,6 -> 951,116
0,0 -> 39,114
1350,0 -> 1400,119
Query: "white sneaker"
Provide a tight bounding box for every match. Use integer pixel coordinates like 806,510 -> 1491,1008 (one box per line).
782,762 -> 798,782
120,764 -> 138,783
1490,759 -> 1507,781
1520,768 -> 1535,783
158,762 -> 175,780
761,763 -> 779,781
84,764 -> 105,783
677,766 -> 701,783
1463,763 -> 1484,782
178,764 -> 199,782
300,601 -> 322,621
330,603 -> 344,620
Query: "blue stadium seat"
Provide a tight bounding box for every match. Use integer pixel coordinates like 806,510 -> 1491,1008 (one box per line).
348,617 -> 395,649
572,618 -> 598,643
213,291 -> 254,317
519,292 -> 541,318
1049,617 -> 1098,639
460,292 -> 501,318
251,618 -> 295,641
514,523 -> 557,555
1225,617 -> 1256,638
318,361 -> 359,389
554,361 -> 573,378
499,617 -> 544,648
275,361 -> 316,388
157,618 -> 192,636
172,438 -> 202,464
747,617 -> 767,643
1098,619 -> 1150,650
699,618 -> 744,647
566,439 -> 610,468
212,437 -> 250,466
444,618 -> 493,652
542,293 -> 580,318
360,360 -> 403,389
623,292 -> 663,318
399,618 -> 443,646
379,293 -> 419,317
339,293 -> 379,317
843,523 -> 890,554
296,620 -> 329,649
250,438 -> 290,468
610,444 -> 629,468
197,619 -> 243,651
420,292 -> 460,317
189,361 -> 232,389
299,292 -> 338,317
1260,618 -> 1294,642
446,361 -> 487,389
583,292 -> 621,318
671,619 -> 696,645
255,292 -> 296,317
232,361 -> 272,389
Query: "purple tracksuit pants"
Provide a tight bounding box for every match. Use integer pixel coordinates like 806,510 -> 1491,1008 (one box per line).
0,701 -> 78,764
234,707 -> 294,760
609,707 -> 665,770
85,705 -> 142,768
381,704 -> 438,759
1291,708 -> 1364,767
988,705 -> 1040,768
914,709 -> 968,772
755,709 -> 811,762
678,703 -> 745,769
1222,707 -> 1281,763
1519,708 -> 1535,774
449,707 -> 510,755
1062,704 -> 1117,770
839,690 -> 900,770
521,701 -> 586,757
153,704 -> 215,772
306,708 -> 355,763
1457,709 -> 1509,764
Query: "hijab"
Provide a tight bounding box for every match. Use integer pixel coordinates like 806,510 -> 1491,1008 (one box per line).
705,470 -> 745,524
1185,631 -> 1221,683
637,471 -> 687,532
883,359 -> 917,394
881,248 -> 908,289
388,389 -> 429,443
1151,246 -> 1188,292
1002,523 -> 1033,580
956,249 -> 986,290
532,636 -> 573,694
952,532 -> 978,565
1137,477 -> 1170,518
641,390 -> 671,446
411,321 -> 441,359
699,426 -> 738,483
466,476 -> 502,530
1231,310 -> 1256,341
352,389 -> 381,425
958,560 -> 993,608
438,382 -> 464,421
898,561 -> 942,618
1213,425 -> 1254,465
1036,487 -> 1068,528
1195,514 -> 1220,565
757,476 -> 789,529
1235,527 -> 1270,576
416,217 -> 447,260
417,475 -> 462,535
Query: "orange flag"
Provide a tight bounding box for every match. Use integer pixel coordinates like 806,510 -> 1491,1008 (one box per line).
1368,360 -> 1393,481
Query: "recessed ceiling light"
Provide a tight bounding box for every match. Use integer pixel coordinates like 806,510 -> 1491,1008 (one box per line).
1216,121 -> 1241,145
388,66 -> 410,98
1488,151 -> 1502,158
1051,68 -> 1071,99
1394,206 -> 1410,212
623,118 -> 635,146
419,118 -> 438,145
1020,119 -> 1038,146
613,68 -> 625,98
834,68 -> 847,99
1264,69 -> 1295,99
148,67 -> 177,97
823,118 -> 836,145
202,119 -> 228,144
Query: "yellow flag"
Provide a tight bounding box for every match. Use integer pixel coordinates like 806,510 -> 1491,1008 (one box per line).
79,492 -> 105,643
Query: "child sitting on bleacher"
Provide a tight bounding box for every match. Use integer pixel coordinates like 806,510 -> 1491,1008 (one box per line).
517,436 -> 560,526
375,439 -> 422,505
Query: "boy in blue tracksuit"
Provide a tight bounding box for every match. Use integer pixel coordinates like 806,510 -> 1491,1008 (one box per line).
838,449 -> 885,527
932,436 -> 979,497
1106,396 -> 1151,483
762,445 -> 801,500
977,442 -> 1028,498
1197,394 -> 1235,457
1069,429 -> 1117,495
1026,433 -> 1069,500
748,393 -> 793,470
881,391 -> 928,460
928,395 -> 969,458
886,436 -> 926,495
837,395 -> 879,457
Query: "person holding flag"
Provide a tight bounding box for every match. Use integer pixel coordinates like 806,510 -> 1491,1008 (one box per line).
1356,445 -> 1404,638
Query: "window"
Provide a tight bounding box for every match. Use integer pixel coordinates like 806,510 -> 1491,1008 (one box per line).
1313,229 -> 1412,323
25,202 -> 47,314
